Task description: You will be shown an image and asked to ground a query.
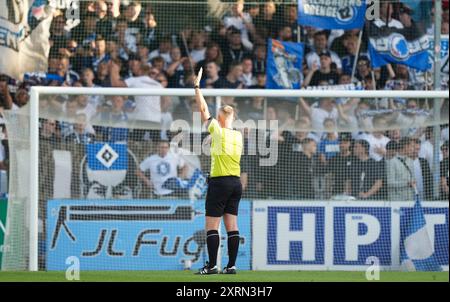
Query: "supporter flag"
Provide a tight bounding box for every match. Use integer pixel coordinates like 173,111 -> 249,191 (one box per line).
298,0 -> 366,30
266,39 -> 304,89
400,194 -> 442,271
368,23 -> 431,71
162,169 -> 208,201
86,143 -> 128,171
0,0 -> 54,80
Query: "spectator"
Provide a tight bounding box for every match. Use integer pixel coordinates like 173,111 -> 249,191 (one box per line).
95,95 -> 129,143
213,61 -> 244,89
305,31 -> 342,73
299,98 -> 338,134
346,139 -> 384,200
282,4 -> 299,39
361,116 -> 391,162
150,56 -> 166,73
58,55 -> 81,85
137,44 -> 150,66
221,0 -> 255,51
115,18 -> 138,60
303,51 -> 340,87
385,140 -> 399,161
166,47 -> 186,86
49,15 -> 69,51
252,44 -> 267,74
220,26 -> 251,75
419,126 -> 443,169
109,60 -> 163,126
440,141 -> 449,200
124,1 -> 143,41
149,36 -> 173,66
72,12 -> 98,47
355,56 -> 372,82
297,138 -> 318,199
240,57 -> 255,87
329,132 -> 355,196
276,24 -> 293,42
85,35 -> 111,72
254,0 -> 278,39
141,10 -> 160,51
202,61 -> 222,88
196,42 -> 224,74
341,34 -> 361,76
240,96 -> 264,121
318,118 -> 340,165
386,137 -> 416,201
189,31 -> 207,63
0,76 -> 14,110
95,0 -> 113,39
137,140 -> 188,198
64,114 -> 95,144
13,88 -> 29,108
248,72 -> 266,89
410,138 -> 433,200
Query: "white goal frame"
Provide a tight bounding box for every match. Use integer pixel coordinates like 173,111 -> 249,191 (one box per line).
27,87 -> 449,271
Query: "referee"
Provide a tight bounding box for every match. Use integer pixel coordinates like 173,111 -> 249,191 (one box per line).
193,68 -> 243,275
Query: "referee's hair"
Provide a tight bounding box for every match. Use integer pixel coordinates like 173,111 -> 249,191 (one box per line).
219,105 -> 235,118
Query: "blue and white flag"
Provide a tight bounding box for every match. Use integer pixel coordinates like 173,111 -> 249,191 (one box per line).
162,169 -> 208,201
266,39 -> 304,89
368,23 -> 431,71
298,0 -> 366,30
86,143 -> 128,171
400,194 -> 442,271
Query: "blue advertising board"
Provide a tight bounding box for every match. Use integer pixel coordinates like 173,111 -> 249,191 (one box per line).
253,201 -> 448,271
46,199 -> 252,271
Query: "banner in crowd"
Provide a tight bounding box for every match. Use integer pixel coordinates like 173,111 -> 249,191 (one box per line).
0,0 -> 53,80
0,198 -> 7,269
252,201 -> 448,271
46,199 -> 252,270
368,23 -> 431,71
428,34 -> 449,78
266,39 -> 304,89
303,82 -> 364,90
298,0 -> 366,30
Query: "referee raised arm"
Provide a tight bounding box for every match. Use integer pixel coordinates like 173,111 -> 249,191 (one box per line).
193,68 -> 243,275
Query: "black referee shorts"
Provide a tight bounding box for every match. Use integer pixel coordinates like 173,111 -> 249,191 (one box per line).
205,176 -> 242,217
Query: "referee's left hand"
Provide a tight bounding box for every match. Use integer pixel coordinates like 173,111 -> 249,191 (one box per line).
194,67 -> 203,87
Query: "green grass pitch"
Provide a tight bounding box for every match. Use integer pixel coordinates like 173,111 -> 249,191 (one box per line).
0,271 -> 448,282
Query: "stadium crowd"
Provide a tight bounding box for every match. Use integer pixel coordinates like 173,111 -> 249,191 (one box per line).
0,0 -> 449,201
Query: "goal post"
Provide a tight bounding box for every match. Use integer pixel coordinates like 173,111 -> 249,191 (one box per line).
2,87 -> 449,272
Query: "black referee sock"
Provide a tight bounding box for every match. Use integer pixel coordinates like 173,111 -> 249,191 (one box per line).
206,230 -> 220,268
227,231 -> 240,268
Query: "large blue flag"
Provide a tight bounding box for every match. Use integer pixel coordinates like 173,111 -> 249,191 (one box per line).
400,194 -> 442,271
298,0 -> 366,30
368,23 -> 431,71
266,39 -> 304,89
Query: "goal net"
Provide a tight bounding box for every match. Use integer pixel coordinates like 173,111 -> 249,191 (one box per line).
1,87 -> 448,272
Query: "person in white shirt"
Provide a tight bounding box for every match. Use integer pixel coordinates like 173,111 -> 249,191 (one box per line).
148,37 -> 173,66
109,60 -> 163,123
189,31 -> 207,63
222,0 -> 255,51
361,131 -> 390,162
299,98 -> 338,134
137,140 -> 187,197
